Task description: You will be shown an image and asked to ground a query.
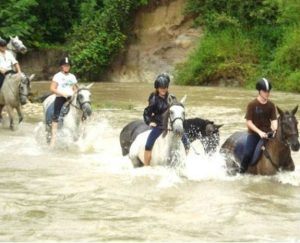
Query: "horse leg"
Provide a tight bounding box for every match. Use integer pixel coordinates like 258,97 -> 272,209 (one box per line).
16,105 -> 23,123
131,156 -> 144,168
6,106 -> 15,130
46,124 -> 52,144
281,157 -> 295,171
50,122 -> 58,147
0,105 -> 3,122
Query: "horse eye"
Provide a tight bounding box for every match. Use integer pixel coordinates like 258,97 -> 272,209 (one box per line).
78,94 -> 83,100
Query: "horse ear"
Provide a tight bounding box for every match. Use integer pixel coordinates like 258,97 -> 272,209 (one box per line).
180,94 -> 187,104
10,36 -> 13,40
277,106 -> 284,116
215,124 -> 223,129
291,105 -> 298,115
86,82 -> 94,89
29,74 -> 35,81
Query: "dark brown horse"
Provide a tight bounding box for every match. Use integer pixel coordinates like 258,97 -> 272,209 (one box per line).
220,106 -> 299,175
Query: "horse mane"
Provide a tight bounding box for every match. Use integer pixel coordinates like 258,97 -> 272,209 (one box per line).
183,118 -> 214,135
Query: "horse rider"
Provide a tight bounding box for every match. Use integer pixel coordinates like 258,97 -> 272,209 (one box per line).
0,37 -> 23,122
49,57 -> 78,147
240,78 -> 278,173
143,73 -> 190,166
0,37 -> 22,90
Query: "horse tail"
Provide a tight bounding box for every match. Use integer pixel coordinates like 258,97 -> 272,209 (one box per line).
29,92 -> 52,103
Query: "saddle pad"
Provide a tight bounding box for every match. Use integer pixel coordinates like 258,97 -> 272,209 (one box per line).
233,132 -> 264,166
45,102 -> 54,125
45,102 -> 68,127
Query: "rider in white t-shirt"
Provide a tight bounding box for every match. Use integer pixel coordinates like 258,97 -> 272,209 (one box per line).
49,57 -> 77,147
0,37 -> 21,89
0,37 -> 22,122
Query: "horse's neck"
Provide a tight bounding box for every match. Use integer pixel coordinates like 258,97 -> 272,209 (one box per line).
163,128 -> 183,154
64,96 -> 82,126
5,75 -> 20,90
6,43 -> 17,58
264,123 -> 289,163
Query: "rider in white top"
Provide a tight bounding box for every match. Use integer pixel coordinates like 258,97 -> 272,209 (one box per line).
52,69 -> 77,97
49,57 -> 77,148
0,38 -> 21,89
0,37 -> 22,122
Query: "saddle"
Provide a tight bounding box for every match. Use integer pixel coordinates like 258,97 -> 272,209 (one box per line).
233,132 -> 265,166
45,101 -> 70,128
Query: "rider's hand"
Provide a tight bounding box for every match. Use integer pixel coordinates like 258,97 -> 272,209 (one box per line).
258,131 -> 267,138
149,122 -> 157,127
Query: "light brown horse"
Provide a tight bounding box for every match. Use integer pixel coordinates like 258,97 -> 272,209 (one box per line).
221,106 -> 299,175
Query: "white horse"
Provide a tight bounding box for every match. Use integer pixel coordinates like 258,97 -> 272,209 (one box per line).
43,84 -> 93,146
7,36 -> 27,58
0,73 -> 34,129
129,97 -> 187,168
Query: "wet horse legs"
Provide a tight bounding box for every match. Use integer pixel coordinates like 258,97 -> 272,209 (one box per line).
0,105 -> 3,122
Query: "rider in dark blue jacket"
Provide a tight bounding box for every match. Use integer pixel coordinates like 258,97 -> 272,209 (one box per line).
143,73 -> 189,166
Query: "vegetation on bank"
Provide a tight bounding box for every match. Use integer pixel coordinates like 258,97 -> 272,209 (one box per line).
175,0 -> 300,92
1,0 -> 300,92
0,0 -> 148,80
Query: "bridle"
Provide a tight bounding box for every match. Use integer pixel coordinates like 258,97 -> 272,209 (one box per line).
7,39 -> 26,53
66,88 -> 92,121
263,114 -> 298,171
167,103 -> 185,131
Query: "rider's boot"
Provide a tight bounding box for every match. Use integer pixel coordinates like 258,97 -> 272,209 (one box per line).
50,122 -> 58,148
144,150 -> 152,166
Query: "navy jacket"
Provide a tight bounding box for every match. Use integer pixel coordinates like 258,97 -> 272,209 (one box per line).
143,93 -> 176,128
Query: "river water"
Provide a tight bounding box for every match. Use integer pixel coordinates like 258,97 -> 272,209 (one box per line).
0,82 -> 300,242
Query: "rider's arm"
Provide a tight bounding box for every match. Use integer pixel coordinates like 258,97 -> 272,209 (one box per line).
143,94 -> 156,126
246,120 -> 267,138
271,119 -> 278,131
14,63 -> 21,74
50,81 -> 67,98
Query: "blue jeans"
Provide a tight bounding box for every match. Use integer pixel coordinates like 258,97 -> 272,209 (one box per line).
145,127 -> 190,151
240,133 -> 260,173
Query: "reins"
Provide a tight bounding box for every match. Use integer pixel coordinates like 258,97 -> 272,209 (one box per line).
63,88 -> 91,121
262,118 -> 293,171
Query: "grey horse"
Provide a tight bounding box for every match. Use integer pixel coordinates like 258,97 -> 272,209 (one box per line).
43,84 -> 93,145
7,36 -> 28,57
0,73 -> 34,130
0,36 -> 28,122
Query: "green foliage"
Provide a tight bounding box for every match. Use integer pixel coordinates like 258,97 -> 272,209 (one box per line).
0,0 -> 38,38
175,29 -> 258,86
68,0 -> 148,80
177,0 -> 300,92
29,0 -> 81,45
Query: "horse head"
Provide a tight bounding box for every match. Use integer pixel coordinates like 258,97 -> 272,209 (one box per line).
8,36 -> 27,54
204,121 -> 223,153
74,83 -> 93,120
19,73 -> 34,105
162,102 -> 185,137
277,106 -> 299,151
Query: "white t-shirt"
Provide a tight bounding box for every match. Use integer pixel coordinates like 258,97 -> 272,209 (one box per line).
53,71 -> 77,97
0,50 -> 18,71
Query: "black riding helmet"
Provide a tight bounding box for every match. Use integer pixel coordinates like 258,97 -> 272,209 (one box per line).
154,73 -> 170,89
60,57 -> 71,66
256,78 -> 272,92
0,38 -> 7,47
